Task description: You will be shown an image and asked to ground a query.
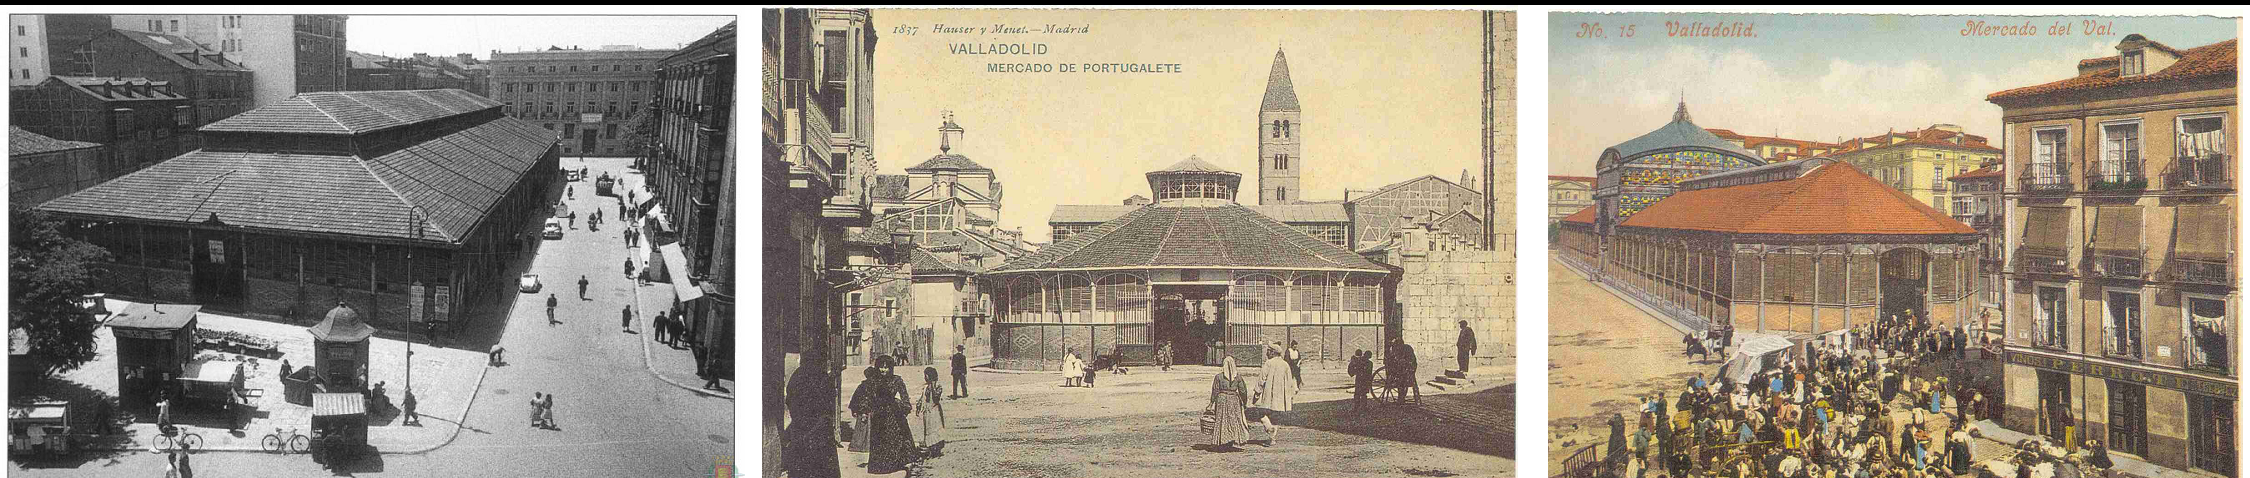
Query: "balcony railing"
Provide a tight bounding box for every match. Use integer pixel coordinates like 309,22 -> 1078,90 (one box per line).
2021,161 -> 2072,193
2017,252 -> 2070,275
2174,259 -> 2230,286
2087,159 -> 2147,191
2090,255 -> 2144,280
2164,154 -> 2232,190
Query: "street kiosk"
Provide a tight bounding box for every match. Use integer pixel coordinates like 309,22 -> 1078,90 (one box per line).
8,401 -> 73,456
107,304 -> 201,411
311,392 -> 368,465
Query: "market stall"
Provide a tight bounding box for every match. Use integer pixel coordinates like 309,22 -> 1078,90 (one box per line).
176,356 -> 247,415
311,392 -> 368,465
107,304 -> 201,411
1717,333 -> 1797,385
8,401 -> 72,456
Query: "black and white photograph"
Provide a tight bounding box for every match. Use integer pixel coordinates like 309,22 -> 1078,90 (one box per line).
764,8 -> 1517,478
7,12 -> 737,477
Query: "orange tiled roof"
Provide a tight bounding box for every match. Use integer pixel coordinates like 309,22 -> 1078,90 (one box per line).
1948,166 -> 2004,181
1705,128 -> 1838,151
1991,39 -> 2237,103
1618,162 -> 1975,236
1560,205 -> 1597,224
1831,127 -> 2000,154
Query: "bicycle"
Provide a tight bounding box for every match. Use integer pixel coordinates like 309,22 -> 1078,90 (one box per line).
151,426 -> 202,452
262,426 -> 310,454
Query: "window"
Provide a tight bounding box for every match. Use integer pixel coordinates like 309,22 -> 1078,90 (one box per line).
569,65 -> 578,72
1276,187 -> 1288,201
505,83 -> 516,93
1274,154 -> 1289,170
632,81 -> 645,92
544,82 -> 555,92
16,25 -> 23,36
564,102 -> 576,115
17,47 -> 24,58
2121,50 -> 2145,76
628,100 -> 639,112
1271,120 -> 1281,138
605,124 -> 617,139
2187,295 -> 2229,373
562,126 -> 574,139
2098,121 -> 2142,183
547,65 -> 555,73
2190,395 -> 2235,474
169,20 -> 179,32
2035,285 -> 2067,349
822,30 -> 850,132
631,65 -> 641,71
543,101 -> 554,115
565,82 -> 576,92
610,81 -> 621,92
2104,290 -> 2142,358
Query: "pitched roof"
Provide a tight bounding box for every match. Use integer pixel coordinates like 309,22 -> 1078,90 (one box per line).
911,249 -> 974,275
40,118 -> 555,244
1049,203 -> 1346,225
871,174 -> 910,200
1618,162 -> 1975,236
1560,206 -> 1596,224
1607,103 -> 1759,161
1260,49 -> 1301,112
201,89 -> 501,135
10,126 -> 100,156
906,153 -> 990,172
47,76 -> 186,101
1348,174 -> 1478,205
109,29 -> 249,72
1155,156 -> 1236,175
1948,165 -> 2004,181
1830,127 -> 2001,155
996,204 -> 1386,273
1988,38 -> 2237,103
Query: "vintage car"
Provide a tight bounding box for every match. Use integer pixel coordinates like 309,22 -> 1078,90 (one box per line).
542,220 -> 565,240
519,274 -> 542,294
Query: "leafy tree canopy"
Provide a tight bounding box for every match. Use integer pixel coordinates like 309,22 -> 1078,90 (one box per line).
10,207 -> 109,377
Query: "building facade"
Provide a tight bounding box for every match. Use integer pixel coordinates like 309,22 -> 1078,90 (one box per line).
1827,124 -> 2003,216
9,14 -> 112,86
10,76 -> 196,172
490,45 -> 671,156
1345,175 -> 1490,250
8,126 -> 108,206
38,89 -> 559,337
872,114 -> 1006,224
764,8 -> 876,478
840,199 -> 1031,368
110,15 -> 348,108
1549,175 -> 1595,225
647,20 -> 737,384
1949,165 -> 2007,323
344,51 -> 415,91
84,28 -> 254,127
1988,34 -> 2237,474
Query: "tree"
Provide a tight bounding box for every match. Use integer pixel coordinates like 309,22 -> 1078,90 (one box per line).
9,206 -> 109,377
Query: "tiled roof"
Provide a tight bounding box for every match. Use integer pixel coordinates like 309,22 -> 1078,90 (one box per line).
10,126 -> 100,156
1548,175 -> 1596,182
1989,38 -> 2236,103
347,51 -> 394,69
1049,203 -> 1346,224
1830,127 -> 2000,155
48,76 -> 185,102
1155,156 -> 1235,174
871,174 -> 911,200
112,29 -> 248,72
1260,49 -> 1300,112
911,249 -> 973,275
1618,162 -> 1975,236
906,154 -> 990,171
993,204 -> 1387,273
1050,205 -> 1141,224
1560,206 -> 1596,224
40,118 -> 555,244
1608,106 -> 1760,161
1948,166 -> 2003,181
200,89 -> 501,135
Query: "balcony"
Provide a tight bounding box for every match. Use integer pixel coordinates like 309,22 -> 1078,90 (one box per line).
2087,159 -> 2147,191
2020,161 -> 2072,193
2016,252 -> 2070,275
2164,154 -> 2232,190
778,78 -> 833,192
2089,255 -> 2144,280
2174,259 -> 2230,286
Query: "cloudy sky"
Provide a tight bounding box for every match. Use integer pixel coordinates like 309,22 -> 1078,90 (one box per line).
1548,13 -> 2238,176
872,9 -> 1488,243
346,15 -> 735,58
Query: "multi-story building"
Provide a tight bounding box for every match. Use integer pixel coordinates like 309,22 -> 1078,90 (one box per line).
38,89 -> 558,336
1949,164 -> 2007,326
110,15 -> 348,108
9,125 -> 109,206
647,20 -> 736,387
412,53 -> 485,97
343,51 -> 414,91
1706,128 -> 1840,162
1827,124 -> 2003,215
9,14 -> 112,85
490,45 -> 671,156
1548,175 -> 1595,225
10,76 -> 195,171
1988,33 -> 2236,474
764,8 -> 876,478
84,28 -> 253,127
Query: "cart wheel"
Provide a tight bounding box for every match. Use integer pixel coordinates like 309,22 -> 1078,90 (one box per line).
288,435 -> 310,454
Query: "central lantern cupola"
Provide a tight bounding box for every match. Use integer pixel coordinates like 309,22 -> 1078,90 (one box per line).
1145,155 -> 1242,206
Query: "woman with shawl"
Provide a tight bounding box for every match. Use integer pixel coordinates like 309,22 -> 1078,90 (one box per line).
1254,343 -> 1298,444
1203,355 -> 1252,448
852,356 -> 918,474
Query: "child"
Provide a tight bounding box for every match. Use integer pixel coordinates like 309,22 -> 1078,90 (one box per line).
1156,342 -> 1174,372
917,367 -> 945,449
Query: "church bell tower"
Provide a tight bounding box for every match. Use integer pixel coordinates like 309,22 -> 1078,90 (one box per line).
1257,48 -> 1302,205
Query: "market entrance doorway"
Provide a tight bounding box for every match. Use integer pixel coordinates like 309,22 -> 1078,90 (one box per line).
1879,248 -> 1930,325
1152,285 -> 1227,366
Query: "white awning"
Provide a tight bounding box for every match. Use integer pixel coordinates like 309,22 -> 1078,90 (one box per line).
658,243 -> 705,302
1719,333 -> 1798,384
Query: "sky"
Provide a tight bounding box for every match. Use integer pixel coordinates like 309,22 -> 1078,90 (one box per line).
345,15 -> 735,59
872,9 -> 1488,243
1548,13 -> 2239,176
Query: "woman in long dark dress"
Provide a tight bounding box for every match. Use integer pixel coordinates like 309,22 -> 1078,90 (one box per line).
851,356 -> 918,474
1205,356 -> 1252,448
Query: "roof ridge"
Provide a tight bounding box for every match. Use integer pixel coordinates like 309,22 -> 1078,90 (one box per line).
350,142 -> 449,242
1152,207 -> 1187,268
331,93 -> 401,134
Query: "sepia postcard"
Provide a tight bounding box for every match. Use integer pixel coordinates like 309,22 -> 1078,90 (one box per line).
1547,11 -> 2240,478
764,8 -> 1517,478
7,13 -> 737,477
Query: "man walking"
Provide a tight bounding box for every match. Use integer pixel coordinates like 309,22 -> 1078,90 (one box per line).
623,257 -> 636,280
950,345 -> 970,398
577,275 -> 590,300
652,311 -> 670,344
402,389 -> 421,426
545,294 -> 559,325
1457,320 -> 1478,374
621,305 -> 634,333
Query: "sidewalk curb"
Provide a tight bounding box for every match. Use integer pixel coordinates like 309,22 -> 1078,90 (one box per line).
385,352 -> 490,455
624,177 -> 733,401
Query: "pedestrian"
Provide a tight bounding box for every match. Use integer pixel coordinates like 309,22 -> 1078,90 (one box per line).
1155,341 -> 1174,372
950,345 -> 969,398
622,227 -> 634,248
401,389 -> 420,426
1348,350 -> 1373,411
850,357 -> 916,475
782,353 -> 840,478
1389,338 -> 1421,403
577,275 -> 589,300
622,306 -> 634,333
567,184 -> 574,198
541,393 -> 556,429
568,210 -> 577,229
530,392 -> 545,427
1457,320 -> 1478,374
1203,356 -> 1252,450
701,355 -> 726,391
1284,340 -> 1303,389
488,346 -> 505,367
546,294 -> 559,324
652,311 -> 670,344
1252,343 -> 1297,445
916,367 -> 945,450
623,257 -> 635,280
1060,349 -> 1082,387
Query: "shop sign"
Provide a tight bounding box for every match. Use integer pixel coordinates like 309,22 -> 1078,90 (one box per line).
2006,351 -> 2236,398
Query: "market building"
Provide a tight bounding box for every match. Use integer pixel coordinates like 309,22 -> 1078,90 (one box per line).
489,44 -> 672,157
982,157 -> 1391,371
646,20 -> 737,384
8,126 -> 109,206
1986,34 -> 2237,474
36,89 -> 560,336
83,28 -> 254,127
10,76 -> 196,172
1585,100 -> 1766,239
1827,124 -> 2003,215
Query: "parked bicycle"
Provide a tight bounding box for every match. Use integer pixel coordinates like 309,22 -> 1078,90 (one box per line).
262,426 -> 310,454
151,425 -> 202,452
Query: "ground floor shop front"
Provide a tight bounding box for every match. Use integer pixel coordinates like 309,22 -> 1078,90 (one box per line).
2001,350 -> 2236,475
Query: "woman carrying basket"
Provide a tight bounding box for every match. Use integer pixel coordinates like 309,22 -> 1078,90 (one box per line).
1201,356 -> 1252,450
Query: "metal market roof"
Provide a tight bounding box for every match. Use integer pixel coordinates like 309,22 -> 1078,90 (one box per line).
1606,102 -> 1759,161
1260,49 -> 1301,112
40,117 -> 556,244
1618,162 -> 1975,236
107,303 -> 201,330
10,126 -> 100,156
200,89 -> 502,135
1153,156 -> 1238,176
993,203 -> 1387,273
1989,37 -> 2237,104
310,304 -> 375,342
313,393 -> 367,417
1050,203 -> 1347,225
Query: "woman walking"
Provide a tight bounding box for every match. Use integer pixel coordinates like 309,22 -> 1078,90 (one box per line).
846,367 -> 878,453
852,356 -> 917,474
1204,356 -> 1252,449
1253,343 -> 1298,445
915,367 -> 946,451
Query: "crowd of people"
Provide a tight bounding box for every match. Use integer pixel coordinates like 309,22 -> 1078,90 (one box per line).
1583,310 -> 2107,478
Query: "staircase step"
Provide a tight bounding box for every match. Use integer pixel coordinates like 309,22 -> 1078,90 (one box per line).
1433,376 -> 1461,385
1444,369 -> 1468,379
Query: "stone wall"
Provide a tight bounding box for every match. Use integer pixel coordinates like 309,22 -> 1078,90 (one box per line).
1388,247 -> 1513,374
